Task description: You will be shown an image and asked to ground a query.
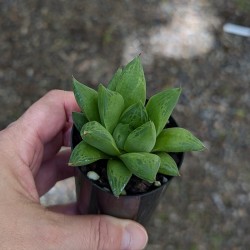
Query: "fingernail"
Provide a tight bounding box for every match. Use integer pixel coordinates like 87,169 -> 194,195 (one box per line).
121,223 -> 148,250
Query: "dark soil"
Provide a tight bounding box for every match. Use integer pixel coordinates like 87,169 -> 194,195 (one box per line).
80,160 -> 161,195
1,1 -> 249,249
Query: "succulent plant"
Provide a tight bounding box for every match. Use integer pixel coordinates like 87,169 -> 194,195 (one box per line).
69,56 -> 205,197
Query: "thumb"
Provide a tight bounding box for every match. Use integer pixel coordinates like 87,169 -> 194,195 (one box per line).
48,213 -> 148,250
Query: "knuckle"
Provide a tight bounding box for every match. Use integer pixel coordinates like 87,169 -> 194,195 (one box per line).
45,89 -> 63,98
91,216 -> 122,250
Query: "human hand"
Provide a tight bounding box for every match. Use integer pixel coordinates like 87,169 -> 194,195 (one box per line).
0,90 -> 148,250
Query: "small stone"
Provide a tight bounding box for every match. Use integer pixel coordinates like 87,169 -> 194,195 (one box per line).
162,177 -> 168,183
87,171 -> 100,181
121,189 -> 127,195
154,181 -> 162,187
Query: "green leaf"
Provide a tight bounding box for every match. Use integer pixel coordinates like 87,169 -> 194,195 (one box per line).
153,128 -> 205,152
146,88 -> 181,136
107,68 -> 122,91
119,102 -> 148,129
72,77 -> 100,122
120,153 -> 160,183
156,152 -> 180,176
115,56 -> 146,108
107,159 -> 132,197
81,121 -> 120,156
124,121 -> 156,152
69,141 -> 108,166
98,84 -> 124,133
113,123 -> 133,150
72,112 -> 88,132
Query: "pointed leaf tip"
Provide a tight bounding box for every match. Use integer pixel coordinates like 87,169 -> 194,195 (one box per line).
81,121 -> 120,156
107,159 -> 132,197
154,127 -> 205,152
69,141 -> 108,166
115,57 -> 146,108
119,102 -> 148,129
124,121 -> 156,152
156,152 -> 180,176
107,68 -> 123,91
146,87 -> 182,136
72,78 -> 100,122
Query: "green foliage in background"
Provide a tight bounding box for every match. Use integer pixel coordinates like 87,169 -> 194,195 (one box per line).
235,0 -> 250,12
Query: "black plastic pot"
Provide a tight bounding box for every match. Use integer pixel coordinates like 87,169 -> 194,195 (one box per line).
72,116 -> 184,226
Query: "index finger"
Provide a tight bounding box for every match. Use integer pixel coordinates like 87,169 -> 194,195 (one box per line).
6,90 -> 80,174
20,90 -> 80,145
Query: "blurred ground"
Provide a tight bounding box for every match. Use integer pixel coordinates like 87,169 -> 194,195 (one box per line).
0,0 -> 250,249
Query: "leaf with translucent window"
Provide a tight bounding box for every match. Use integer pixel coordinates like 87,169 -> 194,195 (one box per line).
153,128 -> 206,152
81,121 -> 120,156
69,141 -> 108,166
124,121 -> 156,152
73,77 -> 100,122
115,56 -> 146,108
120,152 -> 160,183
98,84 -> 124,133
156,152 -> 180,176
146,88 -> 181,135
119,102 -> 148,129
107,159 -> 132,197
